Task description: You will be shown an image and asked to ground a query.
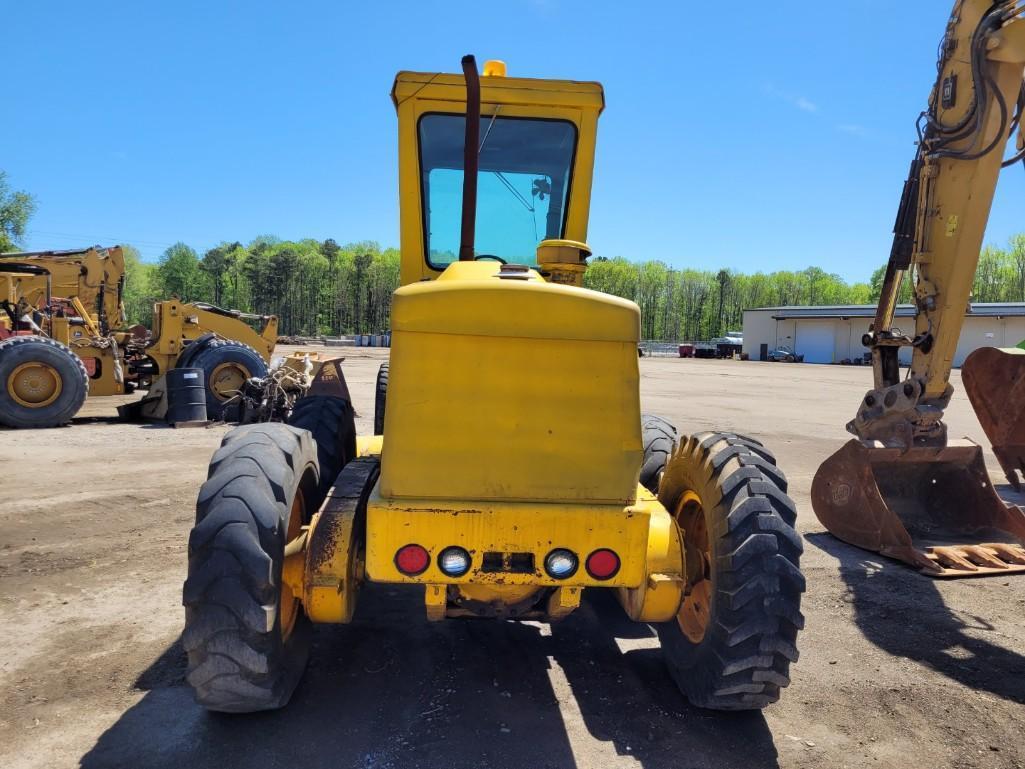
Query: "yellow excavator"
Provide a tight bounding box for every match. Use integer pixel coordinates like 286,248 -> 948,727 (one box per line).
181,56 -> 805,714
0,245 -> 278,428
812,0 -> 1025,577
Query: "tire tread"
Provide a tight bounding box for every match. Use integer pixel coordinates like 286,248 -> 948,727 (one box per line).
658,431 -> 804,711
182,423 -> 317,712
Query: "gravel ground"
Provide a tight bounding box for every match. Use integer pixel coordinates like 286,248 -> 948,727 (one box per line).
1,348 -> 1023,769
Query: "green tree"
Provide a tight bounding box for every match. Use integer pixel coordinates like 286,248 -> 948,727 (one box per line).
0,171 -> 37,252
1009,234 -> 1025,302
156,242 -> 204,301
121,244 -> 160,326
200,241 -> 242,305
868,265 -> 914,304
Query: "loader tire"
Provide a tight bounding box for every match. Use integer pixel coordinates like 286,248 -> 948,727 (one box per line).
288,394 -> 357,506
182,423 -> 320,712
0,336 -> 88,429
656,431 -> 804,710
373,362 -> 388,435
639,413 -> 677,493
188,339 -> 267,420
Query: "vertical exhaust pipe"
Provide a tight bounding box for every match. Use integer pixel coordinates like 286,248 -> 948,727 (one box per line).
459,55 -> 480,262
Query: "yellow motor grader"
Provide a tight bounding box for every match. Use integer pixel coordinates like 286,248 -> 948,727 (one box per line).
182,57 -> 804,713
0,245 -> 277,428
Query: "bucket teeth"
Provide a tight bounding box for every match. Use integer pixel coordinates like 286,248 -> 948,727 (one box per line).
989,542 -> 1025,565
925,543 -> 1025,576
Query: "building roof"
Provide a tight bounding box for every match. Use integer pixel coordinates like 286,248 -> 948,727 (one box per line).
746,302 -> 1025,320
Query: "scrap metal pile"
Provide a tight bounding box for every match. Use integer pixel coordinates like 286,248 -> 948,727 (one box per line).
225,352 -> 334,423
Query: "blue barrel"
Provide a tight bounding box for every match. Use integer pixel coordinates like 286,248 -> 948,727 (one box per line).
166,368 -> 207,424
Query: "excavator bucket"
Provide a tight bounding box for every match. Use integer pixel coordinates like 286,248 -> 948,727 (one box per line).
812,439 -> 1025,577
962,346 -> 1025,491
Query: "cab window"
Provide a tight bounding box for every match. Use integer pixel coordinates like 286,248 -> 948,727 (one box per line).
418,113 -> 576,268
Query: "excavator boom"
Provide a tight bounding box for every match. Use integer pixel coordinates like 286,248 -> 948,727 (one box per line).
812,0 -> 1025,576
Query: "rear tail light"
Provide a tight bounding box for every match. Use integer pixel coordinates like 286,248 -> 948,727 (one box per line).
395,544 -> 430,576
544,549 -> 579,579
585,548 -> 621,580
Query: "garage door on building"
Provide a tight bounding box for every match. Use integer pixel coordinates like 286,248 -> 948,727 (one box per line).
795,320 -> 835,363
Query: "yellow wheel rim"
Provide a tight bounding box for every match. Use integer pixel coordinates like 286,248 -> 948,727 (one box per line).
209,362 -> 249,401
8,362 -> 63,408
280,489 -> 305,642
673,489 -> 712,644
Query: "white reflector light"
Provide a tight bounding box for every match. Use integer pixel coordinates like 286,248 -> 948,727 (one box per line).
438,546 -> 471,577
544,549 -> 578,579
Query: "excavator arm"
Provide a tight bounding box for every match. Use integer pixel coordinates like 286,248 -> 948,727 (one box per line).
812,1 -> 1025,576
855,0 -> 1025,447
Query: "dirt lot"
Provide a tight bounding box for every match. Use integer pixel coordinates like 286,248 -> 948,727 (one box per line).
1,348 -> 1023,769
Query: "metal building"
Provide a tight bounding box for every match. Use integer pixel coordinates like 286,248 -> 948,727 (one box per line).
742,303 -> 1025,366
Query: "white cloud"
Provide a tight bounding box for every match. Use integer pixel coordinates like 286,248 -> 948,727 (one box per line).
764,84 -> 818,114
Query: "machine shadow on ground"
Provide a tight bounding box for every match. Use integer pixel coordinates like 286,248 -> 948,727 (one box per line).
80,585 -> 779,769
806,531 -> 1025,706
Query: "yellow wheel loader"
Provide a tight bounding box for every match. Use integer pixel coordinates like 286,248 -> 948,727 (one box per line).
0,246 -> 278,427
182,57 -> 804,713
812,0 -> 1025,576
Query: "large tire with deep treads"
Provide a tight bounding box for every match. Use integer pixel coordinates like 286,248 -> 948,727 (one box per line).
639,413 -> 677,493
288,394 -> 357,505
0,336 -> 88,429
373,362 -> 388,435
656,431 -> 804,710
186,339 -> 268,420
182,423 -> 320,712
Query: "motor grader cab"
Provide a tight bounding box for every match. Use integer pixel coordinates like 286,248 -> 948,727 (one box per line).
812,0 -> 1025,576
0,244 -> 278,428
182,56 -> 804,715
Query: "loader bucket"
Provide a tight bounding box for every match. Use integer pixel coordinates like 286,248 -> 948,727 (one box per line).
811,439 -> 1025,577
962,346 -> 1025,491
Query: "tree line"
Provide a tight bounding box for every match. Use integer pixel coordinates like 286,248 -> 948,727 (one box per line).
123,233 -> 1025,340
124,238 -> 399,336
7,169 -> 1025,341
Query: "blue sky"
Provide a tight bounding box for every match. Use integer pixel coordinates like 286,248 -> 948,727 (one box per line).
4,1 -> 1024,282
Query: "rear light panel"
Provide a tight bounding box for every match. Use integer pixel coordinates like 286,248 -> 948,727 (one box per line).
392,544 -> 623,583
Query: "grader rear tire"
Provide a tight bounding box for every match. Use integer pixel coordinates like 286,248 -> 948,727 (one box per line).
639,413 -> 677,493
288,394 -> 357,505
656,431 -> 804,710
0,336 -> 88,429
373,362 -> 388,435
182,424 -> 320,712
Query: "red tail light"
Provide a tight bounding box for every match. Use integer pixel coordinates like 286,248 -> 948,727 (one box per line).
585,548 -> 621,580
395,544 -> 430,576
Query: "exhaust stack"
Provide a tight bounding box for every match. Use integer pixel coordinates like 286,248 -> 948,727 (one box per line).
459,55 -> 480,262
